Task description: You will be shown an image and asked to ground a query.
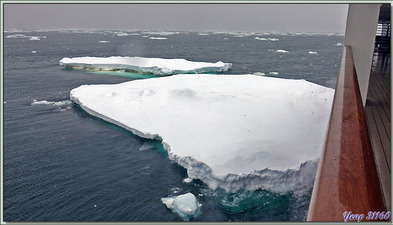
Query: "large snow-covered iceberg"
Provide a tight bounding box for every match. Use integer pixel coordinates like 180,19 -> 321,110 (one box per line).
70,74 -> 334,192
60,56 -> 232,76
161,193 -> 202,221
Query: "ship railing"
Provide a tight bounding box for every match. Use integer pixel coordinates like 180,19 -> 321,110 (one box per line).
307,45 -> 386,221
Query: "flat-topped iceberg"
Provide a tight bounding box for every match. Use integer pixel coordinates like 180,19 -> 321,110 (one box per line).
161,193 -> 202,221
60,56 -> 232,76
70,74 -> 334,192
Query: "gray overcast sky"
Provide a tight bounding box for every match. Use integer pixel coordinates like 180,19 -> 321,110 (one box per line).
4,4 -> 348,33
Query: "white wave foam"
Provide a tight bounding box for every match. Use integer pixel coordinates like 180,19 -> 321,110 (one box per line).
308,51 -> 318,54
116,32 -> 131,36
336,42 -> 343,46
268,72 -> 279,75
29,36 -> 40,41
226,32 -> 255,37
31,99 -> 72,106
70,74 -> 333,193
149,37 -> 168,40
142,31 -> 179,36
276,49 -> 289,53
6,34 -> 28,38
98,40 -> 109,43
7,34 -> 43,40
268,38 -> 280,41
255,37 -> 267,41
60,56 -> 232,76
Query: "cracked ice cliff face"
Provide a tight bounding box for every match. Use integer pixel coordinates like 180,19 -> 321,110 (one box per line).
70,74 -> 334,192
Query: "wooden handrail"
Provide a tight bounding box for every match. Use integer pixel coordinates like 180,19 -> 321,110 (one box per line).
307,45 -> 386,221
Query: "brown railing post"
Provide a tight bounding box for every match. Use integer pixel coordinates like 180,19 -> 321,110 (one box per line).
307,45 -> 386,221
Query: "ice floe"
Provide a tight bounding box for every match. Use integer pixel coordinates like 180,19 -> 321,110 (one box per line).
70,74 -> 334,192
253,72 -> 266,76
161,193 -> 202,221
60,56 -> 232,76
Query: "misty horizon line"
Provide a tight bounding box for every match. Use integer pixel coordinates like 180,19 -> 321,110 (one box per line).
4,28 -> 346,35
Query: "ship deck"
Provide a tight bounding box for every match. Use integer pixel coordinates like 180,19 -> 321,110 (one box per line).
365,52 -> 391,211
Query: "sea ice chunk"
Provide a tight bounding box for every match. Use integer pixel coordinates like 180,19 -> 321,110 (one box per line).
161,193 -> 201,221
70,74 -> 334,192
60,56 -> 232,76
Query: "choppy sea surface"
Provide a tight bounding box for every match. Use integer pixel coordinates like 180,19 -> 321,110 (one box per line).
3,30 -> 344,221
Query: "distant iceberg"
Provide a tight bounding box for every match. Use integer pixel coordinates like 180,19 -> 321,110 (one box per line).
60,56 -> 232,76
70,74 -> 334,193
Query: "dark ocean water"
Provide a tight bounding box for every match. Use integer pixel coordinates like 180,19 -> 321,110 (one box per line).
3,30 -> 344,222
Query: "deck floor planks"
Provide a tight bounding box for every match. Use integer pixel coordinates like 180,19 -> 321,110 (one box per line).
365,54 -> 391,211
368,78 -> 391,142
366,108 -> 391,210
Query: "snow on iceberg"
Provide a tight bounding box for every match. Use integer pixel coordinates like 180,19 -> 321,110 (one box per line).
70,75 -> 334,192
60,56 -> 232,76
161,193 -> 202,221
